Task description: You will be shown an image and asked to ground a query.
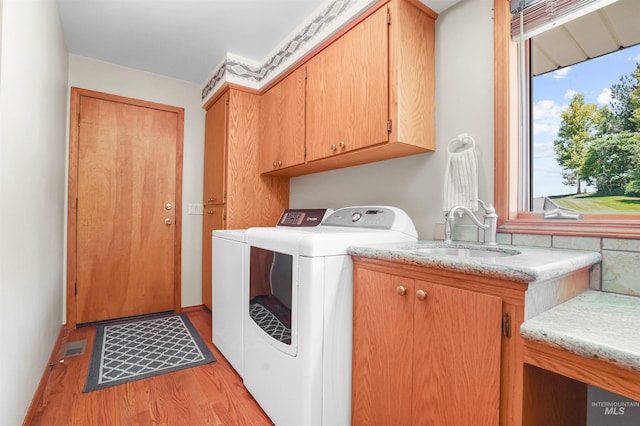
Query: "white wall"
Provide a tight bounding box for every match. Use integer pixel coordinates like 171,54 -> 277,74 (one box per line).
67,54 -> 206,311
0,0 -> 69,423
290,0 -> 494,239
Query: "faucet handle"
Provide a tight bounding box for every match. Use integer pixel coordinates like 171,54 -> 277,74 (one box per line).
474,199 -> 495,214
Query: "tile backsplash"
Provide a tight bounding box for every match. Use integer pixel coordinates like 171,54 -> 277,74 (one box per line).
434,224 -> 640,297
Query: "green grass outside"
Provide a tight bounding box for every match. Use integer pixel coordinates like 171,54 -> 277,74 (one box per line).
550,193 -> 640,213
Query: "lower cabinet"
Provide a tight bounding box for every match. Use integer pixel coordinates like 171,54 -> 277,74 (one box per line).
201,205 -> 224,310
352,262 -> 503,425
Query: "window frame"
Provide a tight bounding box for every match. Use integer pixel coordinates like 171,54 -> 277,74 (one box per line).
493,0 -> 640,239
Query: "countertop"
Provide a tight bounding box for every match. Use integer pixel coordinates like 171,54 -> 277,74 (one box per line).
520,290 -> 640,372
348,240 -> 601,284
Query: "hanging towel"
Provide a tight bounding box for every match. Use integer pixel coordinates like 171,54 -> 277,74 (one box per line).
443,137 -> 478,214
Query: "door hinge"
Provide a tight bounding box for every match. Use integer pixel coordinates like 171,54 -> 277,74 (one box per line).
387,120 -> 392,132
502,313 -> 511,338
77,112 -> 81,127
223,191 -> 227,200
75,282 -> 77,296
223,212 -> 227,220
304,146 -> 307,158
387,11 -> 391,24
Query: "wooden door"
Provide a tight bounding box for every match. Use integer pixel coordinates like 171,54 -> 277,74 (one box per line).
413,281 -> 502,425
202,205 -> 225,310
306,6 -> 388,162
259,66 -> 306,173
203,92 -> 227,205
69,88 -> 183,325
352,267 -> 414,426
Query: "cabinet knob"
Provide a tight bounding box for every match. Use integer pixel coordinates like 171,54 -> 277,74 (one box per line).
273,161 -> 277,167
164,218 -> 172,225
416,289 -> 427,301
208,197 -> 215,202
207,210 -> 215,214
396,286 -> 407,296
339,140 -> 346,148
330,143 -> 337,151
277,160 -> 282,166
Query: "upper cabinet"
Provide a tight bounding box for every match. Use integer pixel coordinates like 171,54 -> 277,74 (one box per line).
203,92 -> 228,205
306,6 -> 389,162
259,65 -> 306,174
260,0 -> 436,177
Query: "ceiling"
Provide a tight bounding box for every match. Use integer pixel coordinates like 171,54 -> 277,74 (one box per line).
532,0 -> 640,76
56,0 -> 465,85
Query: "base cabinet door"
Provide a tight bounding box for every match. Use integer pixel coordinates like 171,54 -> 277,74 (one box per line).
352,265 -> 503,425
201,205 -> 224,310
352,269 -> 414,425
413,280 -> 502,425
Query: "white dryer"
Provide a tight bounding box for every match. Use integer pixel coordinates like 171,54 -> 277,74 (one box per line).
243,206 -> 418,426
212,209 -> 332,378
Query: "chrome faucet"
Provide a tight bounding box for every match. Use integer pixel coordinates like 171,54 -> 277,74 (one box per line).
444,200 -> 498,245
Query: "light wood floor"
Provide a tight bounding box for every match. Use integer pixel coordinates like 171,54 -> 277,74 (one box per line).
26,308 -> 273,425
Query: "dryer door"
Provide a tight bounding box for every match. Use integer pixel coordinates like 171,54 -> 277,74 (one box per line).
248,246 -> 297,355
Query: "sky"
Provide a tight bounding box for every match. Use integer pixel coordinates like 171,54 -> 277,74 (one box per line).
532,43 -> 640,198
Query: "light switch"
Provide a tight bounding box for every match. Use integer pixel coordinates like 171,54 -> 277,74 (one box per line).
188,203 -> 204,215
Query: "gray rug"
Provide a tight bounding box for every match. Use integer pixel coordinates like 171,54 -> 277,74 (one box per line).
84,314 -> 215,392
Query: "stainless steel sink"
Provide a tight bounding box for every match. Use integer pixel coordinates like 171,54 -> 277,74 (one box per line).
402,244 -> 520,259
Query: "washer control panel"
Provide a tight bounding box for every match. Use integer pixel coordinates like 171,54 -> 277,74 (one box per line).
322,207 -> 397,230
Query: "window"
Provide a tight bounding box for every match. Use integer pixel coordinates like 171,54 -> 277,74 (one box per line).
494,0 -> 640,237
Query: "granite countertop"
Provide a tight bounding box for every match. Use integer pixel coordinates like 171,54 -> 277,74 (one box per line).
520,290 -> 640,372
348,240 -> 601,284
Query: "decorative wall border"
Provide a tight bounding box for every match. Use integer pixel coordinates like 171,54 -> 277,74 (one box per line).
201,0 -> 375,104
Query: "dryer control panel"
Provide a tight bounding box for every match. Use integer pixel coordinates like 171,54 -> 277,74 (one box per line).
276,209 -> 332,227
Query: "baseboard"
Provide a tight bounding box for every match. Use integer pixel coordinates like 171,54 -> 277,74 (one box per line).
22,325 -> 66,426
180,304 -> 208,313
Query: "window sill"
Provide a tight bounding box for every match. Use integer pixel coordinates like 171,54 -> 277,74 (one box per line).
498,215 -> 640,239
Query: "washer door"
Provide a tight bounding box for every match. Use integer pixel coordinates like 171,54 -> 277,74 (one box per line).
248,246 -> 297,355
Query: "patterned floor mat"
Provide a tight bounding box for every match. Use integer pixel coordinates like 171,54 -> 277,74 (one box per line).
84,314 -> 215,392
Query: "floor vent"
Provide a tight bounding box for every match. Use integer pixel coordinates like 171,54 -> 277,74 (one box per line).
62,340 -> 87,358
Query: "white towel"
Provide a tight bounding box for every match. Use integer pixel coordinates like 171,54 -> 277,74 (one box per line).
443,143 -> 478,214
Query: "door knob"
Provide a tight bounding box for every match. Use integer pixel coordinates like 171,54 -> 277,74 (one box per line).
164,218 -> 172,225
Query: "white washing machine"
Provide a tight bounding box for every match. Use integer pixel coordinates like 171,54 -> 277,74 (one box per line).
212,229 -> 247,377
243,206 -> 418,426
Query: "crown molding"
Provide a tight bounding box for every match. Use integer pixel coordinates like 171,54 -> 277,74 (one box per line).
201,0 -> 377,105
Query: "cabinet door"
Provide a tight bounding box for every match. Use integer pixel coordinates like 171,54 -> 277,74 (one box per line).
352,267 -> 414,426
259,66 -> 306,173
306,6 -> 389,162
202,205 -> 225,310
413,280 -> 502,425
203,92 -> 228,205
